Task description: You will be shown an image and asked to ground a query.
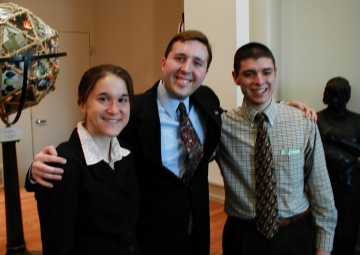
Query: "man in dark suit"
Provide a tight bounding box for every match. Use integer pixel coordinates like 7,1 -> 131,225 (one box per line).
117,30 -> 222,254
26,30 -> 222,255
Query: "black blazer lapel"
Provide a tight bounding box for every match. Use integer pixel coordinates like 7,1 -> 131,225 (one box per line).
134,83 -> 163,167
191,86 -> 222,159
191,86 -> 222,127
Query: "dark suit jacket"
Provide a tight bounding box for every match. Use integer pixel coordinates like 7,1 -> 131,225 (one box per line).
33,129 -> 140,255
120,82 -> 222,255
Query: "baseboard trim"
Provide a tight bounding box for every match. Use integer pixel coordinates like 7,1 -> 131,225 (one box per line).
209,182 -> 225,204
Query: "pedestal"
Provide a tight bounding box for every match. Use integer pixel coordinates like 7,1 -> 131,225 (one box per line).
2,141 -> 32,255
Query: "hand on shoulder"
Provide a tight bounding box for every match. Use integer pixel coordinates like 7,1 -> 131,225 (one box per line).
286,100 -> 318,122
31,145 -> 66,188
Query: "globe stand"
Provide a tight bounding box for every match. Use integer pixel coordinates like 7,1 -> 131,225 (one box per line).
0,53 -> 66,255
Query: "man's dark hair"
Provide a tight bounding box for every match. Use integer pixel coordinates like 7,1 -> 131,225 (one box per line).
164,30 -> 212,69
233,42 -> 276,75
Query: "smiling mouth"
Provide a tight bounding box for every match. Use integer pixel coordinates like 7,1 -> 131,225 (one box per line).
252,88 -> 268,94
176,76 -> 192,85
103,118 -> 120,123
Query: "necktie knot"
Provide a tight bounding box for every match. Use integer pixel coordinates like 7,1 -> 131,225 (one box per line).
178,102 -> 186,112
177,102 -> 187,121
256,112 -> 267,125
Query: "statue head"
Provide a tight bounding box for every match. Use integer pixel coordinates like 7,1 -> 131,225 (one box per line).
323,76 -> 351,111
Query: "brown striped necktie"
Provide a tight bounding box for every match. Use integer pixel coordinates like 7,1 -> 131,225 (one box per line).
254,113 -> 279,239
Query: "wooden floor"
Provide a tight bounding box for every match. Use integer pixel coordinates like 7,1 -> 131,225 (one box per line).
0,188 -> 42,254
0,188 -> 226,255
210,199 -> 226,255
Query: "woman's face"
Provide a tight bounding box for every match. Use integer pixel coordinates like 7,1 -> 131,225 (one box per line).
80,74 -> 130,138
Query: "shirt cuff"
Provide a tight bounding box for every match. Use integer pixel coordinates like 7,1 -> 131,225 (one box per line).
316,230 -> 335,252
28,164 -> 37,184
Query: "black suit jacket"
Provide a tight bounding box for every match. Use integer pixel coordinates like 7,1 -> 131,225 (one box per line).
33,129 -> 140,255
120,81 -> 222,255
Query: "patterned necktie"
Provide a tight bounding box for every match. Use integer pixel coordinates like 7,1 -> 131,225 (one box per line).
254,113 -> 279,239
178,102 -> 204,184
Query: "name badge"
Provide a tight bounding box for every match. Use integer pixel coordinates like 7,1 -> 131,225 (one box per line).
281,148 -> 301,155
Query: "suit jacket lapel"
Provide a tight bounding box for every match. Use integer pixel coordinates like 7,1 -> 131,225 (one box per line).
136,83 -> 163,167
191,87 -> 222,126
190,87 -> 222,159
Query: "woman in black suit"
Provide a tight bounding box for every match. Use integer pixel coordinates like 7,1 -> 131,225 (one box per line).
34,64 -> 140,255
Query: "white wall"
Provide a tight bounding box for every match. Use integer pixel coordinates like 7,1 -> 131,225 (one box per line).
249,1 -> 360,113
249,0 -> 282,99
185,0 -> 360,186
184,0 -> 244,111
185,0 -> 249,186
279,1 -> 360,113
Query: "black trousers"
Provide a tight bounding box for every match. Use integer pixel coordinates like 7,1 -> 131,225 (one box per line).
222,214 -> 316,255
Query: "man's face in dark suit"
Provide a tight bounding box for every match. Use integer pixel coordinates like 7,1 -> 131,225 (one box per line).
161,40 -> 209,100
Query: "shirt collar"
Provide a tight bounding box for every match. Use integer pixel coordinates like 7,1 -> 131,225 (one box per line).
240,98 -> 277,126
77,122 -> 130,168
157,80 -> 190,118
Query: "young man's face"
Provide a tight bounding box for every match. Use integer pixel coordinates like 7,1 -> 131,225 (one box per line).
161,40 -> 209,100
233,57 -> 277,112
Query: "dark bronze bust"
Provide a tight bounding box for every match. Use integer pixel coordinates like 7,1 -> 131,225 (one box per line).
317,76 -> 360,255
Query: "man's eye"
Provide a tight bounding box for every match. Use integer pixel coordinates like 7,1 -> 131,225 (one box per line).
263,70 -> 272,75
175,56 -> 185,62
194,61 -> 204,67
244,72 -> 254,77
